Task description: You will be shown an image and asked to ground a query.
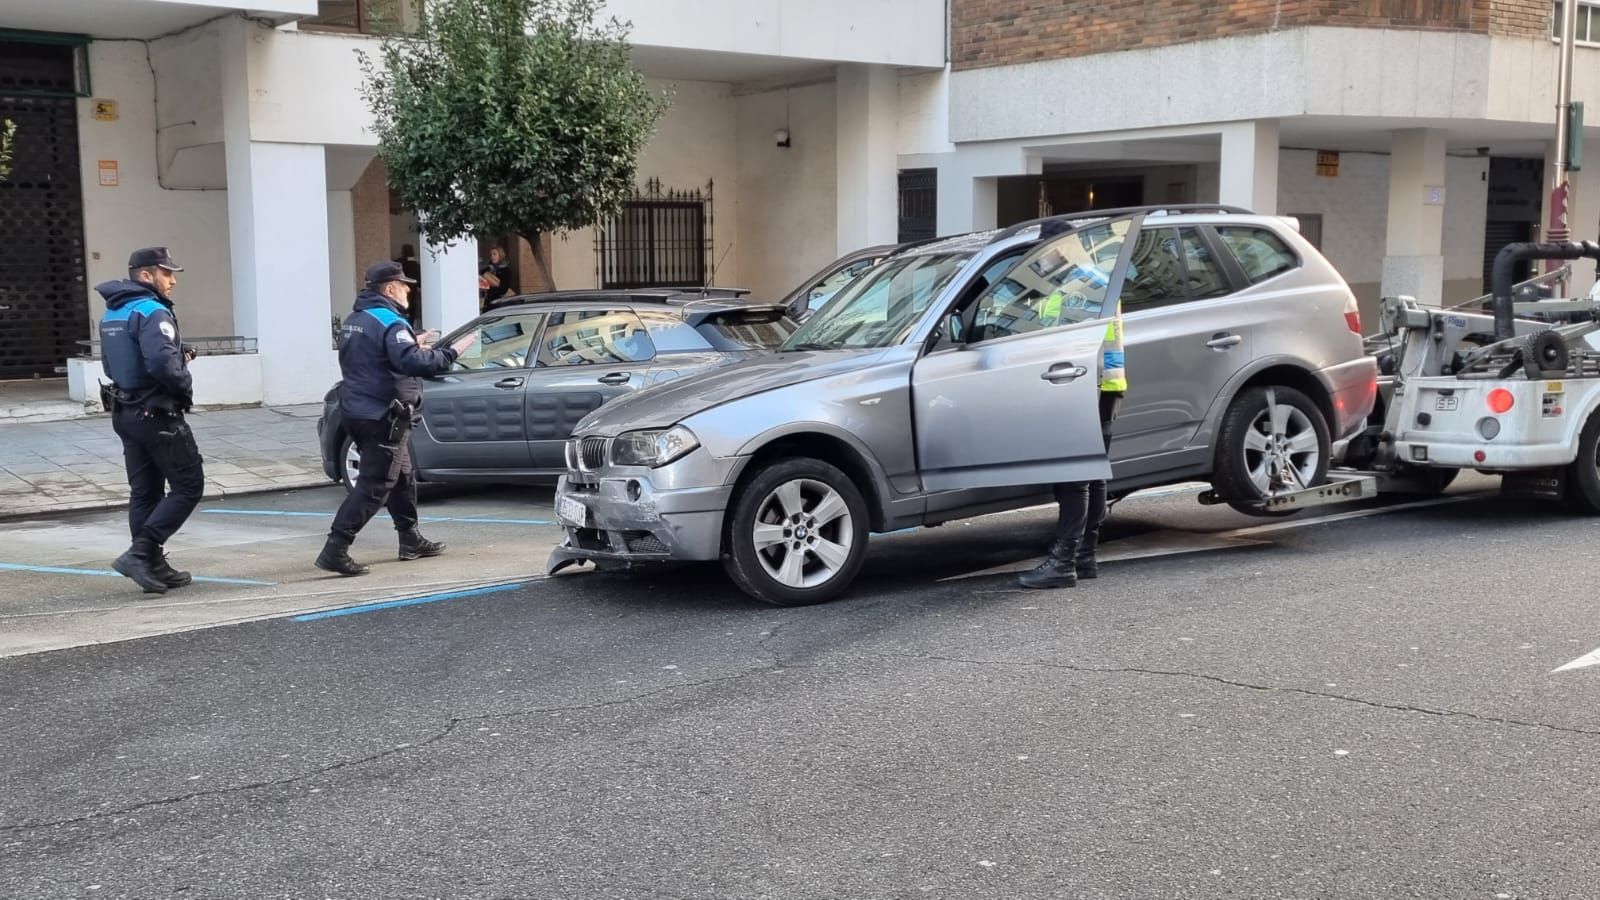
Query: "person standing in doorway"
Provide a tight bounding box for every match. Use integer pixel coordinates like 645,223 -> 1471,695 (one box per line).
478,245 -> 514,310
1018,223 -> 1127,591
316,261 -> 465,576
96,248 -> 203,594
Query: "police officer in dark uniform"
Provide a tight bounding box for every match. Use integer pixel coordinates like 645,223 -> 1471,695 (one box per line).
96,248 -> 203,594
316,261 -> 463,576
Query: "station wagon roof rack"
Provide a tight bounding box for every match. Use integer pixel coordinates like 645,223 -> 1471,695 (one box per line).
490,286 -> 752,310
991,204 -> 1257,243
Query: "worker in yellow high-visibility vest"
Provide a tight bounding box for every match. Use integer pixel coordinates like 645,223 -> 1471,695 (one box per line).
1018,281 -> 1126,591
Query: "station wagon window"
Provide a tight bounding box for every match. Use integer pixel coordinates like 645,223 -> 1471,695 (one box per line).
807,258 -> 879,312
447,313 -> 545,371
538,310 -> 656,366
1216,226 -> 1299,285
969,220 -> 1130,342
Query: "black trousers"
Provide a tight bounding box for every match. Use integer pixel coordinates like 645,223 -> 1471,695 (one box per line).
330,417 -> 419,544
112,406 -> 205,546
1050,392 -> 1123,553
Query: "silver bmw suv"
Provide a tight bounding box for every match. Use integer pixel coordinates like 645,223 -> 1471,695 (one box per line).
549,206 -> 1378,606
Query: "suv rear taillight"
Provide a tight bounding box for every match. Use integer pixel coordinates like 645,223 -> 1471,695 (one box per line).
1344,295 -> 1362,334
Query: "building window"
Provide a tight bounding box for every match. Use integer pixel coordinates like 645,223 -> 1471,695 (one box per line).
301,0 -> 422,35
596,179 -> 714,290
1554,2 -> 1600,42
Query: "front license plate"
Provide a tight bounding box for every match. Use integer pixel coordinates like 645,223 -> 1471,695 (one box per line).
1434,395 -> 1459,411
556,495 -> 587,527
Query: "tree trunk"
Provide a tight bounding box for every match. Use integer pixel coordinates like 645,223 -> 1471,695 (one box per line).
519,231 -> 554,293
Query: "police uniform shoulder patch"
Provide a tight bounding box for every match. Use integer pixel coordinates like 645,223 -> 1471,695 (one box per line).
395,330 -> 415,345
159,321 -> 176,340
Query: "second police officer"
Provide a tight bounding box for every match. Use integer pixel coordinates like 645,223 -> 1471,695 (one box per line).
316,261 -> 467,576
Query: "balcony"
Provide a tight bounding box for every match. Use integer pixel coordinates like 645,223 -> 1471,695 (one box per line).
1,0 -> 316,40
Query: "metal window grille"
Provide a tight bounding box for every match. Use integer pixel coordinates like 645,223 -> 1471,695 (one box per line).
596,179 -> 714,289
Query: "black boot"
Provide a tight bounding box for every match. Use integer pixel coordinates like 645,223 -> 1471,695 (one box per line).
398,529 -> 446,561
113,537 -> 169,594
1075,528 -> 1100,580
149,549 -> 193,589
315,536 -> 370,577
1018,545 -> 1079,590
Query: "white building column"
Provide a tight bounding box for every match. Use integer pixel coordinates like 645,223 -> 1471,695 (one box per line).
419,235 -> 480,335
836,64 -> 900,253
1381,128 -> 1448,307
1218,119 -> 1279,214
221,16 -> 338,406
223,140 -> 340,406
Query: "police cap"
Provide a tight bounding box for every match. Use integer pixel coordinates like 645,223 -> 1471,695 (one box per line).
365,260 -> 418,286
128,247 -> 184,272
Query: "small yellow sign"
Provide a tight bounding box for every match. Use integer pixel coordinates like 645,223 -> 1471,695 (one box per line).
92,100 -> 118,122
1548,381 -> 1565,392
97,160 -> 119,187
1316,150 -> 1340,177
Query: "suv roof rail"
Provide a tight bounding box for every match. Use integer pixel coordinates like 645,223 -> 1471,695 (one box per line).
991,204 -> 1257,243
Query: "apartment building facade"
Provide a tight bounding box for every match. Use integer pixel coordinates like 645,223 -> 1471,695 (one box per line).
0,0 -> 943,405
923,0 -> 1599,328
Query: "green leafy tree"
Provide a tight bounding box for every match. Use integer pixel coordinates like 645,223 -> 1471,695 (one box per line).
0,119 -> 15,182
360,0 -> 667,286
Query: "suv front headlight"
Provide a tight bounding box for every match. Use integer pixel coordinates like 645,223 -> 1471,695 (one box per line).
610,426 -> 700,468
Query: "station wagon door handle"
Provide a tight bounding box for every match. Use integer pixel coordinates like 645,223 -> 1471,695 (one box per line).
494,377 -> 525,389
1206,333 -> 1243,350
1040,364 -> 1088,383
598,372 -> 631,385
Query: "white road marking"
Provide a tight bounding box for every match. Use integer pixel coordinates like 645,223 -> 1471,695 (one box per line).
943,491 -> 1489,583
1552,645 -> 1600,673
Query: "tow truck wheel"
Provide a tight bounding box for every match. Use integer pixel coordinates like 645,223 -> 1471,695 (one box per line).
1565,412 -> 1600,514
1212,385 -> 1331,517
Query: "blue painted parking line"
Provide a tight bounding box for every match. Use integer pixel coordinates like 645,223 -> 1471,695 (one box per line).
0,562 -> 276,586
292,580 -> 532,622
202,509 -> 553,526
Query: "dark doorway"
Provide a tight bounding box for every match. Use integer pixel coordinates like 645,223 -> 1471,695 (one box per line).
898,168 -> 936,242
1483,157 -> 1545,293
0,39 -> 89,379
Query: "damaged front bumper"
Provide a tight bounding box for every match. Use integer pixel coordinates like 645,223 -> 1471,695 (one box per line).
546,470 -> 734,574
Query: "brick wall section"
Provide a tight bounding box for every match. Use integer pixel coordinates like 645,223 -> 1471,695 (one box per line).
952,0 -> 1550,70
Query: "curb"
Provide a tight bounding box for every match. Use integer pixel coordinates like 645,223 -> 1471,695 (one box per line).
0,476 -> 333,523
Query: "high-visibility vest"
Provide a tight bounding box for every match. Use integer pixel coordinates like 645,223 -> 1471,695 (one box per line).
1100,301 -> 1127,393
1039,291 -> 1128,393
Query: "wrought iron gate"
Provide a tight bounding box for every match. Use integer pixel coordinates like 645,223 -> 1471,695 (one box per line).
898,168 -> 937,243
596,179 -> 713,289
0,39 -> 89,379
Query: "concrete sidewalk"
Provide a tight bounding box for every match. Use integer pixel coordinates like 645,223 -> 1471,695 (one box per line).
0,404 -> 329,519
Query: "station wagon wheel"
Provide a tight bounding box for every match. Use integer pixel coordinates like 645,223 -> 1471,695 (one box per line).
340,435 -> 361,491
724,457 -> 870,606
1212,385 -> 1331,517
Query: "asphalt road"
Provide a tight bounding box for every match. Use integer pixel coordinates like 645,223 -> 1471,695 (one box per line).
4,477 -> 1600,898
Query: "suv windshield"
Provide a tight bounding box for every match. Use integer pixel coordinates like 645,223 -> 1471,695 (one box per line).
781,252 -> 972,351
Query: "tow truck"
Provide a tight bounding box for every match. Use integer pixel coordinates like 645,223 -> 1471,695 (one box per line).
1215,242 -> 1600,514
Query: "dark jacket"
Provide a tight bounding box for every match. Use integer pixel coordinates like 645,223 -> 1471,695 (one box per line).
338,289 -> 458,421
96,279 -> 192,412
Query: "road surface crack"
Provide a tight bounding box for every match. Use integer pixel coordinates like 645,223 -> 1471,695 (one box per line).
890,652 -> 1600,738
0,667 -> 778,834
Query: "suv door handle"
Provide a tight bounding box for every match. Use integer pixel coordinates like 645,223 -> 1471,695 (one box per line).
494,377 -> 525,389
598,372 -> 631,385
1207,333 -> 1243,350
1040,363 -> 1088,384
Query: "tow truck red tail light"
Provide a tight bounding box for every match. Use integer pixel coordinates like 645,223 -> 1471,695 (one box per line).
1487,388 -> 1515,414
